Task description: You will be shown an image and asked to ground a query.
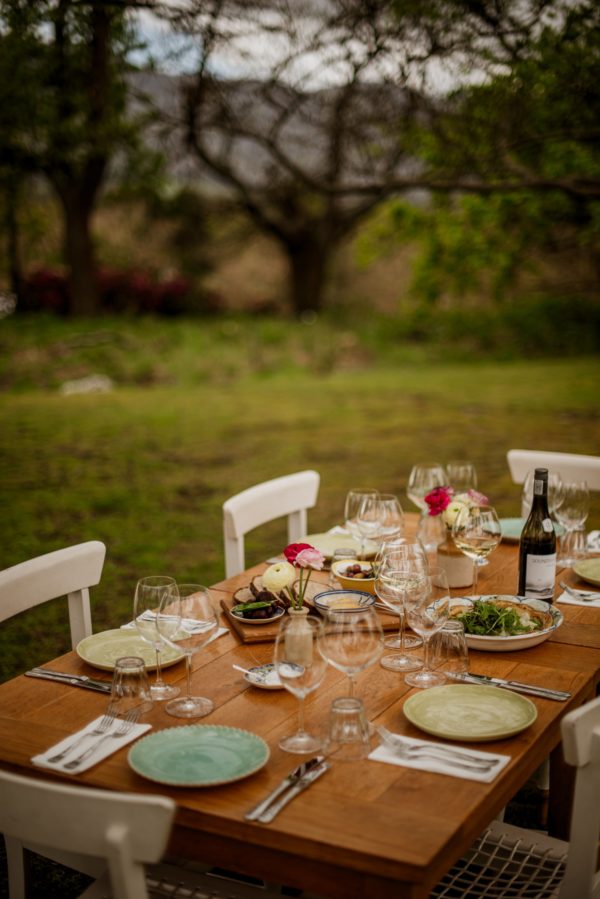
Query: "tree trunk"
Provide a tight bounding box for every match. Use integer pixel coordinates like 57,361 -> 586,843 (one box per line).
287,236 -> 330,317
4,178 -> 24,306
60,191 -> 100,317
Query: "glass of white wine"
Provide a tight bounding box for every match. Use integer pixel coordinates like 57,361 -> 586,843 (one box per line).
451,505 -> 502,594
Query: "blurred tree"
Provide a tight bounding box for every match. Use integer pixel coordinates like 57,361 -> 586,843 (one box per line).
0,0 -> 153,315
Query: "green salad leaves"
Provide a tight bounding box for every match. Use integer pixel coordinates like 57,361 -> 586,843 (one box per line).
454,600 -> 544,636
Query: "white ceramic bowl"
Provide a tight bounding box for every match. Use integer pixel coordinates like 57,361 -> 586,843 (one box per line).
448,594 -> 563,651
313,589 -> 375,614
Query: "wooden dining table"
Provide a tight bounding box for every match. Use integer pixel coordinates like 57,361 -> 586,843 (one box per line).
1,518 -> 600,899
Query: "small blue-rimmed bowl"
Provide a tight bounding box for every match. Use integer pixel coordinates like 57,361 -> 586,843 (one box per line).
313,589 -> 375,614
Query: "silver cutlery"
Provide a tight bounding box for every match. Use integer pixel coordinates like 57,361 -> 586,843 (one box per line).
63,708 -> 141,770
377,727 -> 497,772
47,705 -> 118,764
559,582 -> 600,602
256,761 -> 331,823
449,671 -> 571,701
245,756 -> 324,821
26,668 -> 112,693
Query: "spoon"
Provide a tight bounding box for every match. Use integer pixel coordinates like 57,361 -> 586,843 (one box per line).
559,582 -> 600,602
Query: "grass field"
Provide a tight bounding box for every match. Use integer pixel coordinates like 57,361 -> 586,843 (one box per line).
1,314 -> 599,682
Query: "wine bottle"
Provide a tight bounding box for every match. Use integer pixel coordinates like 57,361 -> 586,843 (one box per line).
518,468 -> 557,601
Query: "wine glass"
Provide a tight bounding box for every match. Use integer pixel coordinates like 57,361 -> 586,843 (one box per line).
451,505 -> 502,594
319,607 -> 384,699
344,488 -> 378,558
134,576 -> 180,701
405,568 -> 451,689
376,494 -> 405,544
446,462 -> 478,492
274,615 -> 327,754
375,546 -> 427,671
157,584 -> 219,718
555,481 -> 590,566
522,470 -> 563,519
407,464 -> 447,552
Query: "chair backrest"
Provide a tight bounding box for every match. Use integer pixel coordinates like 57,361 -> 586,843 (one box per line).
222,470 -> 320,577
0,541 -> 106,648
0,769 -> 174,899
559,693 -> 600,899
507,450 -> 600,491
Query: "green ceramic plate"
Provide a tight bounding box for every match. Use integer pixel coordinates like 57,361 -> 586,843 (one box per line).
403,684 -> 537,742
573,558 -> 600,587
304,532 -> 378,560
128,725 -> 270,786
76,629 -> 184,671
500,518 -> 564,543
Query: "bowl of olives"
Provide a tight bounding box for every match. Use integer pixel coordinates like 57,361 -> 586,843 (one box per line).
331,559 -> 376,594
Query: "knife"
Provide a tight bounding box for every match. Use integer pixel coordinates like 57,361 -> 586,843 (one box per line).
25,668 -> 112,694
245,755 -> 324,821
451,672 -> 571,702
257,761 -> 330,823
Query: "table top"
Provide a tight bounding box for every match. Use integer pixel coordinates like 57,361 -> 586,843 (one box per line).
1,523 -> 600,899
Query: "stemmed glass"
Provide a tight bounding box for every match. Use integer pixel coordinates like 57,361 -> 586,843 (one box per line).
274,615 -> 327,754
555,481 -> 590,566
319,607 -> 384,699
407,464 -> 447,551
451,505 -> 502,594
134,576 -> 180,701
405,569 -> 451,689
522,470 -> 563,520
446,462 -> 478,492
344,488 -> 378,558
375,545 -> 427,671
376,494 -> 405,544
157,584 -> 219,718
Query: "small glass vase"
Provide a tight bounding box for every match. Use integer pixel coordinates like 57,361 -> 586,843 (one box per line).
285,606 -> 313,667
436,533 -> 474,589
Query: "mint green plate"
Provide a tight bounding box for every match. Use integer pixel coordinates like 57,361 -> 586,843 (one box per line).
573,558 -> 600,587
403,684 -> 537,742
76,629 -> 184,671
500,518 -> 564,543
128,725 -> 270,787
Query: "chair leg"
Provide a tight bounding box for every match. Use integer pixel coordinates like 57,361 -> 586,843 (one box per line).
5,836 -> 26,899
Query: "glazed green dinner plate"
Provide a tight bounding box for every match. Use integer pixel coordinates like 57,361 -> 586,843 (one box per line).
573,558 -> 600,587
304,532 -> 378,560
500,518 -> 564,543
128,725 -> 270,787
76,629 -> 184,671
403,684 -> 537,742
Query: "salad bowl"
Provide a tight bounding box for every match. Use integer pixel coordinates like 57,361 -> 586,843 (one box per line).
448,594 -> 563,651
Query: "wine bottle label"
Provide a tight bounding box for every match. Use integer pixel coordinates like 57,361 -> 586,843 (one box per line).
523,553 -> 556,600
533,479 -> 545,496
542,518 -> 554,533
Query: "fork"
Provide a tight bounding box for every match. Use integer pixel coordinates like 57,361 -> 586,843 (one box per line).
559,582 -> 600,602
47,705 -> 117,763
64,708 -> 141,770
377,727 -> 497,772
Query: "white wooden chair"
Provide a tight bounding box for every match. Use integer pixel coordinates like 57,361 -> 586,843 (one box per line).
0,540 -> 106,649
222,470 -> 320,577
0,770 -> 175,899
430,693 -> 600,898
507,450 -> 600,491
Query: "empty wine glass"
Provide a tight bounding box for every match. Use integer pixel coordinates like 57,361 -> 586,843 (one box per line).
404,568 -> 451,689
376,494 -> 405,544
375,547 -> 427,671
274,615 -> 327,754
157,584 -> 219,718
407,464 -> 447,552
134,576 -> 180,701
344,488 -> 379,558
555,481 -> 590,566
451,505 -> 502,594
319,607 -> 384,699
522,470 -> 563,520
446,462 -> 478,492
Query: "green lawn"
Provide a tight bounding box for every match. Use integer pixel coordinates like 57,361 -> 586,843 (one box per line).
1,315 -> 599,682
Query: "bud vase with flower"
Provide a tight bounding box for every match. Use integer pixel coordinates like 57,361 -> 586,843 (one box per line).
424,487 -> 489,588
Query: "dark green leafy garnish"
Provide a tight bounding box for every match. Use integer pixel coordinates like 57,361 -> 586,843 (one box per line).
455,600 -> 544,636
232,599 -> 280,620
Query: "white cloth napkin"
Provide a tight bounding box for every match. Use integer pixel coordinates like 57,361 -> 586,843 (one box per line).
122,611 -> 216,635
556,590 -> 600,608
587,531 -> 600,552
32,716 -> 152,774
369,735 -> 510,783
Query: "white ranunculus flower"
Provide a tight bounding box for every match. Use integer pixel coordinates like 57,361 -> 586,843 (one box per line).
442,500 -> 467,527
262,561 -> 296,593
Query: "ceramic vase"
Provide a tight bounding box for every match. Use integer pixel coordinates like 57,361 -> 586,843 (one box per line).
436,534 -> 474,589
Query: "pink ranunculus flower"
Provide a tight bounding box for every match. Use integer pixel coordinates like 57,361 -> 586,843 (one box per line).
424,486 -> 453,517
283,542 -> 313,565
467,489 -> 489,506
294,547 -> 325,570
